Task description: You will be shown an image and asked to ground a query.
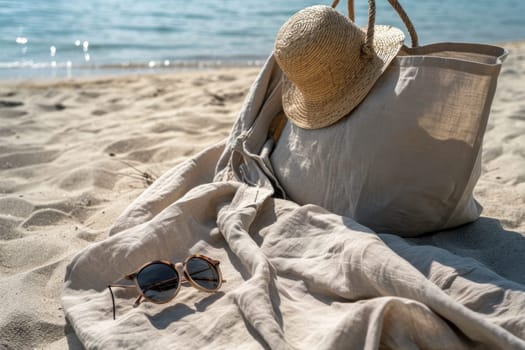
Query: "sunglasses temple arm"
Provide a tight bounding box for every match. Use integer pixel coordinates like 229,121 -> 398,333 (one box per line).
108,286 -> 116,320
107,284 -> 136,320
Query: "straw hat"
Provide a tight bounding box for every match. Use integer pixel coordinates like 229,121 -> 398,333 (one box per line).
274,5 -> 405,129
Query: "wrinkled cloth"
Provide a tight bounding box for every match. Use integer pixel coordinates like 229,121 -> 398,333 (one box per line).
62,56 -> 525,349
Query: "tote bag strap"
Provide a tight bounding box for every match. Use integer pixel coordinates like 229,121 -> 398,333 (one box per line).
331,0 -> 419,48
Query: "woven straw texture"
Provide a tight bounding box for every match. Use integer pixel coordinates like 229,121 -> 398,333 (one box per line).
274,5 -> 404,129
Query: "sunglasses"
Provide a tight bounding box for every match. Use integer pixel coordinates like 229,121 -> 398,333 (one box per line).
108,254 -> 224,320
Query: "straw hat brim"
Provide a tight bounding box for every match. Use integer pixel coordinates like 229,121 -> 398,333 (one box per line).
282,25 -> 405,130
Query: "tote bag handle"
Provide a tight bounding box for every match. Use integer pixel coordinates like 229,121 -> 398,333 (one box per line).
331,0 -> 419,48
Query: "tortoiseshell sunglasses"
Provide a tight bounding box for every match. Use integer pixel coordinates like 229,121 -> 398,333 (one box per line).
108,254 -> 224,319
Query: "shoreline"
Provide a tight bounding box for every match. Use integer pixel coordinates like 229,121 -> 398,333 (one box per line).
0,40 -> 524,349
0,59 -> 267,82
0,64 -> 264,87
2,39 -> 525,83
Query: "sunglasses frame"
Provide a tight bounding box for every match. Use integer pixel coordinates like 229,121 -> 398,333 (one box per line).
108,254 -> 224,319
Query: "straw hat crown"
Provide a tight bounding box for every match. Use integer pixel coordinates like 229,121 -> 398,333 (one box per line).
274,5 -> 404,129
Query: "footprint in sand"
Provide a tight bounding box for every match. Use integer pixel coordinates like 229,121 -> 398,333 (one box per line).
483,145 -> 504,162
509,107 -> 525,121
192,77 -> 212,87
0,150 -> 59,170
0,313 -> 64,347
0,179 -> 17,194
0,216 -> 25,240
0,128 -> 17,137
0,100 -> 24,108
57,167 -> 118,191
20,208 -> 74,228
104,136 -> 163,155
91,109 -> 107,116
80,91 -> 101,98
0,197 -> 35,218
38,103 -> 67,112
217,74 -> 237,82
101,103 -> 126,113
2,110 -> 28,118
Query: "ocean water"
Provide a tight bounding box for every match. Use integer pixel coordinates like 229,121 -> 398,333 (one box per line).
1,0 -> 524,79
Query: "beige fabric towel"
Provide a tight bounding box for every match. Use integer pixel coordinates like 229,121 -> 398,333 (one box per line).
62,55 -> 525,349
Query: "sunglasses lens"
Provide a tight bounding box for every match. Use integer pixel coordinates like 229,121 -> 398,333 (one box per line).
186,257 -> 220,291
137,263 -> 179,302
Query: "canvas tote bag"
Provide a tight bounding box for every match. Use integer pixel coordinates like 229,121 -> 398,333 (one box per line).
270,0 -> 508,236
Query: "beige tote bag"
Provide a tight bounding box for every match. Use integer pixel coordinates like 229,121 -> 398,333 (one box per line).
270,0 -> 508,236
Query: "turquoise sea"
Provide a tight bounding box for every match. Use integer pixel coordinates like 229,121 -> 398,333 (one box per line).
1,0 -> 524,79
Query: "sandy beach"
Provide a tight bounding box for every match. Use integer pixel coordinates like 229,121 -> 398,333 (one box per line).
0,41 -> 524,349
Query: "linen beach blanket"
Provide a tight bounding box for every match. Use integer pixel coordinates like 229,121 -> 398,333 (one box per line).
62,56 -> 525,349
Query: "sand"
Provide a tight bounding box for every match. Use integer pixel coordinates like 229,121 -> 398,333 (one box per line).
0,42 -> 524,349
